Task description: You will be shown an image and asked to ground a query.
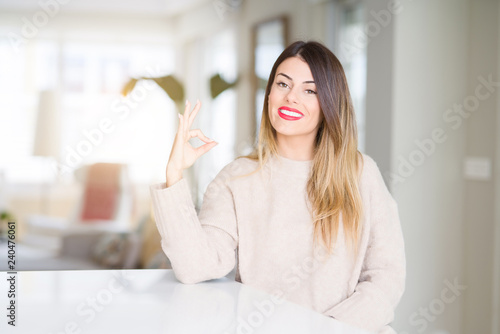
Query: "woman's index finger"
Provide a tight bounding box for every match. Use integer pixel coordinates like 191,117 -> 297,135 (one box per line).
188,100 -> 201,127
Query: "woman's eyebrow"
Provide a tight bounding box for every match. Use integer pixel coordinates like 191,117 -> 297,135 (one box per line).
277,72 -> 315,84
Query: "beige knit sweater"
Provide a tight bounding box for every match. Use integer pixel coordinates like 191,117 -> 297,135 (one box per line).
150,153 -> 405,333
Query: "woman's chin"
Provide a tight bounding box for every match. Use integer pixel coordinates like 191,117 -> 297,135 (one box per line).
275,129 -> 303,138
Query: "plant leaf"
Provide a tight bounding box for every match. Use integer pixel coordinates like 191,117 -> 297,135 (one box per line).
152,75 -> 184,103
210,73 -> 238,99
121,78 -> 138,97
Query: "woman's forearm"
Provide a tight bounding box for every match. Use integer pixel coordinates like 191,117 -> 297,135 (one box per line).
166,164 -> 183,188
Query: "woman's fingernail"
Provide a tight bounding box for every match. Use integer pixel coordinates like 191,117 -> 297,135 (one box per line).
185,99 -> 188,106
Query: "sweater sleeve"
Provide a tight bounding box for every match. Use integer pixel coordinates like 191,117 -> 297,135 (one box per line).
324,157 -> 406,333
149,165 -> 238,284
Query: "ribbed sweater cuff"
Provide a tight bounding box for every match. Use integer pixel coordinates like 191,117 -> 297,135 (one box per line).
149,178 -> 196,237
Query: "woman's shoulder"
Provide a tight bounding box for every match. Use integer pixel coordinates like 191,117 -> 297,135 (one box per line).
359,152 -> 378,173
213,156 -> 260,183
358,152 -> 388,189
358,153 -> 398,212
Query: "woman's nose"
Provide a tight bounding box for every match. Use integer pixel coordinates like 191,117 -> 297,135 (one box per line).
285,88 -> 299,104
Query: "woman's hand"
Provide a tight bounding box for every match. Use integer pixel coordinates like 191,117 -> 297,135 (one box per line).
165,99 -> 218,187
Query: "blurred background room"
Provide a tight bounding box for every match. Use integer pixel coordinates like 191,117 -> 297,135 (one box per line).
0,0 -> 498,333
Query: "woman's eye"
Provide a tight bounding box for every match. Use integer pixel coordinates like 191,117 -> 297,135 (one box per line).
306,89 -> 317,95
277,82 -> 288,88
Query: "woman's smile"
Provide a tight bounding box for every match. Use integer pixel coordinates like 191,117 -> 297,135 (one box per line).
278,106 -> 304,120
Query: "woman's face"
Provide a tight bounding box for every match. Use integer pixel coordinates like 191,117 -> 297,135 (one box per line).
268,56 -> 323,141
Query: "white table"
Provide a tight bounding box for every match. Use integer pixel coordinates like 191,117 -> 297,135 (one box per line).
0,269 -> 370,333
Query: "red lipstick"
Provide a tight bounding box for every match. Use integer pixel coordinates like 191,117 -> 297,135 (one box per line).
278,106 -> 304,121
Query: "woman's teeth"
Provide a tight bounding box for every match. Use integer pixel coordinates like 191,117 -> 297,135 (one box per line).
279,109 -> 302,117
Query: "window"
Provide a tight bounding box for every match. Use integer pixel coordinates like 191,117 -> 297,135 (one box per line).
0,36 -> 176,185
194,28 -> 238,207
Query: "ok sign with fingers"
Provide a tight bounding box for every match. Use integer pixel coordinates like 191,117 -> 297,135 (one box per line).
166,99 -> 218,187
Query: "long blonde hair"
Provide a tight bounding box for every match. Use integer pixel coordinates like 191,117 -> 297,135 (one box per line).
237,41 -> 364,255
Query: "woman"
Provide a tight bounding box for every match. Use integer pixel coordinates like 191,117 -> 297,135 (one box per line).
150,41 -> 405,333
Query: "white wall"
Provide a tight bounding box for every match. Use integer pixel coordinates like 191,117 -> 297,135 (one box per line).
387,0 -> 500,333
391,0 -> 468,333
494,2 -> 500,325
494,3 -> 500,330
463,1 -> 498,333
364,0 -> 396,183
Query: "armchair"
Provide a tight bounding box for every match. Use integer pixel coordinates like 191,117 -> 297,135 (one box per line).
21,163 -> 136,269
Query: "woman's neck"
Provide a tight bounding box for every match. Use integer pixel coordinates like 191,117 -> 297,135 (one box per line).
276,134 -> 315,161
